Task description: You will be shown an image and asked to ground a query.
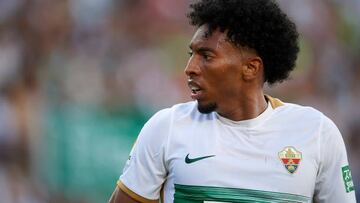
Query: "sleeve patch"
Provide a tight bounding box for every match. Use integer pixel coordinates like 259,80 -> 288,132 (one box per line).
341,165 -> 355,193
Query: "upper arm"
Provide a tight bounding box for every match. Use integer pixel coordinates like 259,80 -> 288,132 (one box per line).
313,116 -> 356,202
108,182 -> 160,203
116,109 -> 171,201
109,185 -> 140,203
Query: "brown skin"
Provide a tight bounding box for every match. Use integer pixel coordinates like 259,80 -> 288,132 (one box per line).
109,25 -> 267,202
186,25 -> 267,121
108,186 -> 140,203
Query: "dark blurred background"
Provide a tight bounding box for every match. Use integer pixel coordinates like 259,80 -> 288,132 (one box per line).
0,0 -> 359,202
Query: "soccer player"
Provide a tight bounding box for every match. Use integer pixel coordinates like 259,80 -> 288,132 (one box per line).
109,0 -> 356,202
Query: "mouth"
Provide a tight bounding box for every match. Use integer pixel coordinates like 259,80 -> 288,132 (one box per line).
188,79 -> 203,100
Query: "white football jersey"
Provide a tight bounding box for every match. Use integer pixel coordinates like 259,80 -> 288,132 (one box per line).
118,96 -> 356,203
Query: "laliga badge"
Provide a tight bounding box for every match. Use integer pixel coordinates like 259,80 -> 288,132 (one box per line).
278,146 -> 302,174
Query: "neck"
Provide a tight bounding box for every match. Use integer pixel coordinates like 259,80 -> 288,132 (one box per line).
216,91 -> 267,121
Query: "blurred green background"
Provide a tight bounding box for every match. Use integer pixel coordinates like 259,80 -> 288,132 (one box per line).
0,0 -> 359,202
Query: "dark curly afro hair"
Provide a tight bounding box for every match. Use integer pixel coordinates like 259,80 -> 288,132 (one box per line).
188,0 -> 299,84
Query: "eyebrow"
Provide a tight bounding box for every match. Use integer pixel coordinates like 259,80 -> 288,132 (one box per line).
189,45 -> 214,53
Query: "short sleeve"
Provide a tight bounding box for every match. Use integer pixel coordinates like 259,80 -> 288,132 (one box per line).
118,108 -> 171,201
314,115 -> 356,203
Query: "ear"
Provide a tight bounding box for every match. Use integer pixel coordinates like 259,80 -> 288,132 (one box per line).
242,57 -> 263,81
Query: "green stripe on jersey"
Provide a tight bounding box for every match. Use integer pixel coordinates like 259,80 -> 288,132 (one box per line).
174,184 -> 310,203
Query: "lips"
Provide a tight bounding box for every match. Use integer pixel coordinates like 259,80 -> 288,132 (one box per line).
187,79 -> 203,100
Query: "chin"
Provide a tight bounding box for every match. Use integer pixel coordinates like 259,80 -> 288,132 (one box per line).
197,101 -> 217,114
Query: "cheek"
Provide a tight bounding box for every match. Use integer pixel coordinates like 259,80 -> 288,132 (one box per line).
201,57 -> 242,89
215,61 -> 242,83
214,65 -> 242,95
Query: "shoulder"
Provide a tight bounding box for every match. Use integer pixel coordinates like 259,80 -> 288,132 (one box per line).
281,102 -> 336,127
130,103 -> 197,156
267,95 -> 323,120
275,100 -> 341,138
267,97 -> 338,136
150,101 -> 198,120
132,101 -> 198,158
144,101 -> 197,127
273,101 -> 323,122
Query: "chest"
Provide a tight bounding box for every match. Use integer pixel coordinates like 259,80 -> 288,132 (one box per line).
165,123 -> 319,200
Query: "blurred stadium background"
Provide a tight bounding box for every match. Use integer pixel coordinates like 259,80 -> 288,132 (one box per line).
0,0 -> 359,202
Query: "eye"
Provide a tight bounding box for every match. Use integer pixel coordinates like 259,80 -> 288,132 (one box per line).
202,53 -> 213,61
188,51 -> 193,57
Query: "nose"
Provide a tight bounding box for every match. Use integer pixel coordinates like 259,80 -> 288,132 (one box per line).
184,56 -> 201,76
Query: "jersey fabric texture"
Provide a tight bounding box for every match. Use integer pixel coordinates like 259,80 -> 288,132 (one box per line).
118,96 -> 356,203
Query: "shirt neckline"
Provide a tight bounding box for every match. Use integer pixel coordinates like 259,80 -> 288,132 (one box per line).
216,101 -> 273,128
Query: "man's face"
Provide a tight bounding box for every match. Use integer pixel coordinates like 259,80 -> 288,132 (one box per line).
185,25 -> 247,114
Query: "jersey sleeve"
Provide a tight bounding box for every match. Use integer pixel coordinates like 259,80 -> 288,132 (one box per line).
118,108 -> 171,202
314,115 -> 356,203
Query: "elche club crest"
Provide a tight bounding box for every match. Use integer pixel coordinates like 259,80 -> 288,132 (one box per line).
278,146 -> 302,174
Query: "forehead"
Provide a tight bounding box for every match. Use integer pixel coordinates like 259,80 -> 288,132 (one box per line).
190,25 -> 231,50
